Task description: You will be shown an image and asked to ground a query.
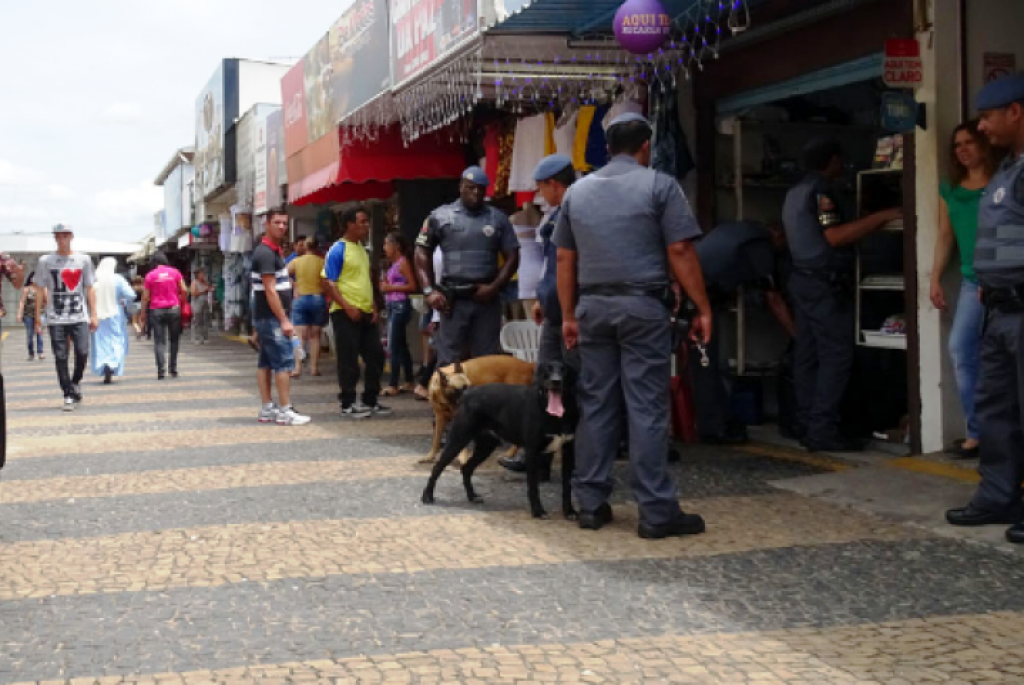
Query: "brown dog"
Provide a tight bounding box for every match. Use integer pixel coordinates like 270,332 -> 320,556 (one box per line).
419,355 -> 535,465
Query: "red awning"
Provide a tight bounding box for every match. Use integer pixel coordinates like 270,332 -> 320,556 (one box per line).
288,124 -> 465,206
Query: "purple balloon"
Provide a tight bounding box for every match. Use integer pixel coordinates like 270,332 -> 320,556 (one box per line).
614,0 -> 671,55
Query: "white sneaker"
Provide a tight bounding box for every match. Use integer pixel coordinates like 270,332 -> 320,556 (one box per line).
257,405 -> 279,423
62,397 -> 75,412
277,406 -> 311,425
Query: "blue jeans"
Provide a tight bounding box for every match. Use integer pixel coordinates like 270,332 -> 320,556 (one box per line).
387,300 -> 414,387
949,279 -> 984,440
24,318 -> 44,356
254,318 -> 295,373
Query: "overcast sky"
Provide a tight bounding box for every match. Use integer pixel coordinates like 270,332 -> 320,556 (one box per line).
0,0 -> 351,244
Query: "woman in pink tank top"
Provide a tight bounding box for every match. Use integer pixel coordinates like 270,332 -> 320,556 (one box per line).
379,232 -> 418,396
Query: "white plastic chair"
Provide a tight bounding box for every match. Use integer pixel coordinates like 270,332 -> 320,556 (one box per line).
500,320 -> 541,363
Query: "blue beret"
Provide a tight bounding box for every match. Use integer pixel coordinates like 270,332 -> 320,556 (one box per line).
976,73 -> 1024,111
533,154 -> 574,182
607,112 -> 651,130
461,166 -> 490,187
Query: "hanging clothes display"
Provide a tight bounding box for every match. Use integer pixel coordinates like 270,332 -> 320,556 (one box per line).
602,98 -> 643,130
509,113 -> 547,192
494,121 -> 515,198
584,104 -> 612,170
572,106 -> 597,172
650,84 -> 695,179
484,124 -> 501,197
222,252 -> 249,332
553,111 -> 577,159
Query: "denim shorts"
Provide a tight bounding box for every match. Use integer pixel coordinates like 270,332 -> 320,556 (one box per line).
292,294 -> 328,327
254,318 -> 295,372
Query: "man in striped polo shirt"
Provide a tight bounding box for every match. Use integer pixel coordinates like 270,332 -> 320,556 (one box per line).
251,208 -> 311,426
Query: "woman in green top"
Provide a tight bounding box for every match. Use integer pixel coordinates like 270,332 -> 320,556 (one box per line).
930,120 -> 999,458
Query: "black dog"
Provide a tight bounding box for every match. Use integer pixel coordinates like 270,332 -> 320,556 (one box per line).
421,361 -> 578,520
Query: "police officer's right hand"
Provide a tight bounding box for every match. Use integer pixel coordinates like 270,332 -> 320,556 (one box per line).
562,319 -> 579,350
426,290 -> 449,313
531,301 -> 544,326
690,310 -> 713,346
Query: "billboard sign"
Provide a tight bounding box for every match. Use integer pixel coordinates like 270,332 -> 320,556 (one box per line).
253,106 -> 280,214
304,34 -> 334,144
195,65 -> 226,198
391,0 -> 479,88
266,109 -> 285,210
330,0 -> 391,123
282,61 -> 309,159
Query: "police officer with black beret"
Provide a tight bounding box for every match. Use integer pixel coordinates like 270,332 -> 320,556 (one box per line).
415,166 -> 520,365
783,139 -> 901,452
946,73 -> 1024,543
555,113 -> 713,539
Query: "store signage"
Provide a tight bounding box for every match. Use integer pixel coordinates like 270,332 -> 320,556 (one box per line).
281,61 -> 309,160
391,0 -> 479,88
195,65 -> 227,198
613,0 -> 672,55
883,39 -> 923,89
253,107 -> 279,215
983,52 -> 1016,84
266,109 -> 285,210
880,92 -> 919,133
330,0 -> 390,123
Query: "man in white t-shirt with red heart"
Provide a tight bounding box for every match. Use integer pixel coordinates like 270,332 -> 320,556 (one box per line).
34,224 -> 97,411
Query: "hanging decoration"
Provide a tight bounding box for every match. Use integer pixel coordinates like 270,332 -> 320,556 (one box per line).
333,0 -> 751,145
614,0 -> 672,55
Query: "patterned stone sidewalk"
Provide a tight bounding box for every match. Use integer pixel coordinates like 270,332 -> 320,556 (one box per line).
2,338 -> 1023,684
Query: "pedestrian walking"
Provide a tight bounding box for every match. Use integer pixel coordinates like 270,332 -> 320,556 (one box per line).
141,253 -> 187,380
17,272 -> 45,361
287,238 -> 327,378
782,138 -> 901,452
33,223 -> 97,411
190,268 -> 213,345
252,209 -> 311,426
380,231 -> 418,396
91,258 -> 135,384
0,250 -> 26,338
414,166 -> 520,366
130,275 -> 144,339
930,120 -> 1000,459
945,74 -> 1024,543
554,113 -> 713,539
323,206 -> 388,419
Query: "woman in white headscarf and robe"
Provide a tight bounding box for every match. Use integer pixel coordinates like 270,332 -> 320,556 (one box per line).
92,257 -> 135,383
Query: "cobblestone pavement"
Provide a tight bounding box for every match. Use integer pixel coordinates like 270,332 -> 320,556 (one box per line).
3,338 -> 1024,684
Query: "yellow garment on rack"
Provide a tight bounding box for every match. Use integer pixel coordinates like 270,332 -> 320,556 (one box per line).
544,113 -> 557,156
495,123 -> 515,198
572,106 -> 596,172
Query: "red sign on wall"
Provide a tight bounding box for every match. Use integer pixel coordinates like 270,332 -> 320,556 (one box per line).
883,39 -> 923,89
281,62 -> 309,160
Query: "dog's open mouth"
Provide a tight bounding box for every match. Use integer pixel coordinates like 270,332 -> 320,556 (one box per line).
546,390 -> 565,417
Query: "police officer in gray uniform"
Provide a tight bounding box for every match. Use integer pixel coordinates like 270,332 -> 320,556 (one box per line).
946,73 -> 1024,542
499,154 -> 576,475
783,139 -> 901,452
555,113 -> 713,539
415,166 -> 520,365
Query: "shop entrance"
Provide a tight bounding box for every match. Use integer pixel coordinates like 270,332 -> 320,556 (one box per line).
712,75 -> 917,451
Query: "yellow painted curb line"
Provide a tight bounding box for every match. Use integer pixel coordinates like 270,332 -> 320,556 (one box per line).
224,335 -> 253,345
886,456 -> 980,484
733,441 -> 851,472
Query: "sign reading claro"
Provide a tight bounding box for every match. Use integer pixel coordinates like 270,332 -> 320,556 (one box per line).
883,38 -> 923,89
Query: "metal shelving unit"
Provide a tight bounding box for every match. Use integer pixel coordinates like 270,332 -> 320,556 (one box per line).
855,168 -> 906,350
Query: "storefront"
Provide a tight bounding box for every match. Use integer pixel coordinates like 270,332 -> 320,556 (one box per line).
685,0 -> 921,450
